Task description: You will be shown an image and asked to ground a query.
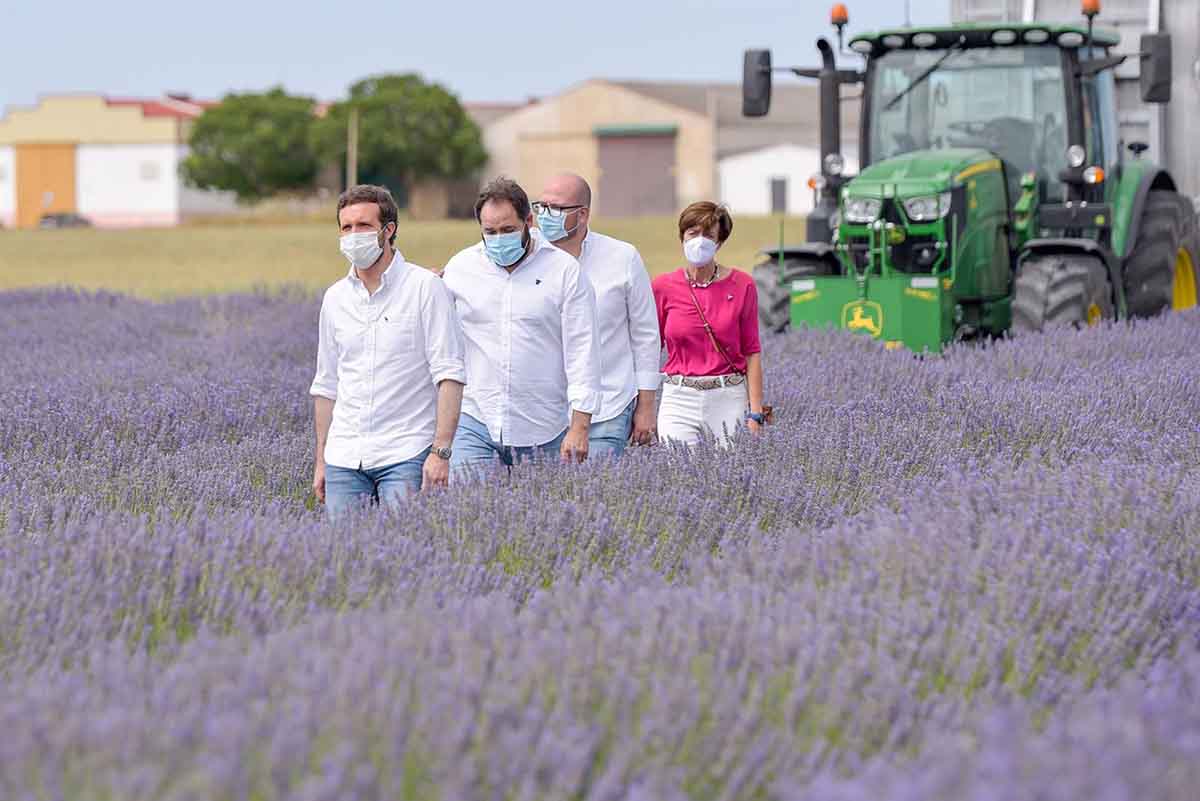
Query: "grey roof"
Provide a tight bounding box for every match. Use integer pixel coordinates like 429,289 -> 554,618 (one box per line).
609,80 -> 860,157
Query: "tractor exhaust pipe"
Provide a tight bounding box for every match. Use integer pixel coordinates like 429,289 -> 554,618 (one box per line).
817,37 -> 841,174
809,37 -> 843,244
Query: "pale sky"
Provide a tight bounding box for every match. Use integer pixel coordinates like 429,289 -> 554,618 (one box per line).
1,0 -> 949,113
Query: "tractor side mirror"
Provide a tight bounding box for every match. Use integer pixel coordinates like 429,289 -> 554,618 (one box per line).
743,49 -> 773,117
1139,33 -> 1172,103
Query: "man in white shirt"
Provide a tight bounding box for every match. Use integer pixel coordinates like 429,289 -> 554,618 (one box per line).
441,177 -> 601,476
310,184 -> 466,517
535,173 -> 660,457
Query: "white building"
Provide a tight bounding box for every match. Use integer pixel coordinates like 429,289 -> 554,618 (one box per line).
0,94 -> 236,229
719,144 -> 860,216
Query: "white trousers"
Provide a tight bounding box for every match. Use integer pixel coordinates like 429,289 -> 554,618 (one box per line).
657,379 -> 749,447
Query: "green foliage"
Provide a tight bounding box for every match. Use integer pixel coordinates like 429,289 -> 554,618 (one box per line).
181,88 -> 319,202
311,73 -> 488,187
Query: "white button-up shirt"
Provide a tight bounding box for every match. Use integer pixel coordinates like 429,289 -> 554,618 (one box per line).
577,230 -> 662,422
310,251 -> 466,470
442,231 -> 601,447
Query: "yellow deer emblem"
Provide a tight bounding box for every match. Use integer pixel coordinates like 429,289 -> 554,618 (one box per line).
842,301 -> 883,338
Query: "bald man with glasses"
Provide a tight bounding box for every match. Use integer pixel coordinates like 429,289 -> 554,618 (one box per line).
534,173 -> 660,457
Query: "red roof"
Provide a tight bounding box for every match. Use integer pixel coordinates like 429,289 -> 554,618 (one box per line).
105,96 -> 214,119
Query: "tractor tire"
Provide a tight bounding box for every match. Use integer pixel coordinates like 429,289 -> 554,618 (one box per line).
753,256 -> 834,333
1012,253 -> 1114,333
1123,190 -> 1199,317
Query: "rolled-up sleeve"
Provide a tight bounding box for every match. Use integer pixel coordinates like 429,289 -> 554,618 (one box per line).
740,276 -> 762,355
560,259 -> 602,415
309,298 -> 339,400
423,277 -> 467,386
626,248 -> 662,391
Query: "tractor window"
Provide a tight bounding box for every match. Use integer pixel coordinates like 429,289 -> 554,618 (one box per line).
869,45 -> 1068,199
1081,59 -> 1119,170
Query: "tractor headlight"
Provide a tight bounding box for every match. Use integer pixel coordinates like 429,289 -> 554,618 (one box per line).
844,197 -> 882,223
1067,145 -> 1087,168
823,153 -> 845,176
902,192 -> 953,222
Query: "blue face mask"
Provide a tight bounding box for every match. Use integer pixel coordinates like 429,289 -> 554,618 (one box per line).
535,209 -> 580,243
483,230 -> 528,267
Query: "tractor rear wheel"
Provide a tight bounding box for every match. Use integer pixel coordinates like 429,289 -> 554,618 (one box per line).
1123,190 -> 1199,317
753,256 -> 834,333
1012,253 -> 1113,333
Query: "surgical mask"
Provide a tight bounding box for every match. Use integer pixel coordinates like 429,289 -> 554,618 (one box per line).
483,230 -> 528,267
536,209 -> 580,243
683,236 -> 719,266
339,229 -> 384,269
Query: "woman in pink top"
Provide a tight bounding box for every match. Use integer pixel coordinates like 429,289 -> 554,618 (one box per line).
652,202 -> 765,445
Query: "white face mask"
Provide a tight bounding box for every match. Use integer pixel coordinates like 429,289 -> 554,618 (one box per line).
339,230 -> 384,269
683,236 -> 719,266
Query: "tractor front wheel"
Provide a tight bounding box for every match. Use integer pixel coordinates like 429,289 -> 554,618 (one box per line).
1123,190 -> 1199,317
1012,253 -> 1113,333
753,256 -> 834,333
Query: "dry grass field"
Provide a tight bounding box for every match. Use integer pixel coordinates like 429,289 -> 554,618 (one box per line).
0,215 -> 806,298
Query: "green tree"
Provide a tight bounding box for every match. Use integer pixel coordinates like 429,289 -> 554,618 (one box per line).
181,88 -> 319,202
311,73 -> 487,191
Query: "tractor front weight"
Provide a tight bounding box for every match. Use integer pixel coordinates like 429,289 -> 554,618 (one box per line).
790,192 -> 962,353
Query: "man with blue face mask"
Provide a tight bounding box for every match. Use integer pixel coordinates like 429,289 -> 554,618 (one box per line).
535,173 -> 661,457
441,177 -> 602,476
310,184 -> 466,518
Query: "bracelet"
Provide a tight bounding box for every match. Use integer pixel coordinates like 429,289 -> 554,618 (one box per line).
744,411 -> 766,425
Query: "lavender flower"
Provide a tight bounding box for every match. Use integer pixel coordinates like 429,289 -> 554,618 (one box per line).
2,288 -> 1199,799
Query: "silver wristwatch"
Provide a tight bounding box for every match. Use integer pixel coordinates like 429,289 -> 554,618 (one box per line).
430,445 -> 453,460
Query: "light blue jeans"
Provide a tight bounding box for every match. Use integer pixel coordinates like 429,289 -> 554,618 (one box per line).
589,398 -> 636,459
450,414 -> 566,480
324,447 -> 429,519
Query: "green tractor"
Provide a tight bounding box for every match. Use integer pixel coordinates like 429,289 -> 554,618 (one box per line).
744,3 -> 1198,351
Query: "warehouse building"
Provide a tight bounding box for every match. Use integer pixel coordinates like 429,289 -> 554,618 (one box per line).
0,94 -> 237,229
479,79 -> 858,217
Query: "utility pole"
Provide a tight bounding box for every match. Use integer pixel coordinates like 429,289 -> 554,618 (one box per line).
904,0 -> 911,26
346,106 -> 359,188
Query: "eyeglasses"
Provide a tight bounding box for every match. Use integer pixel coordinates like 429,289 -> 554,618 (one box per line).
531,202 -> 586,218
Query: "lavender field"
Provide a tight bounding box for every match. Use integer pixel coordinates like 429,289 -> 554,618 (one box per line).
2,287 -> 1199,800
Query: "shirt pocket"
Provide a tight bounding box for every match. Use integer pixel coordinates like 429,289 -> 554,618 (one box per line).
511,293 -> 560,338
378,314 -> 418,358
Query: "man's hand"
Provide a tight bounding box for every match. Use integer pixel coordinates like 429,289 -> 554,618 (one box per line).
629,400 -> 657,446
312,461 -> 326,504
422,450 -> 450,490
746,420 -> 763,435
560,424 -> 590,463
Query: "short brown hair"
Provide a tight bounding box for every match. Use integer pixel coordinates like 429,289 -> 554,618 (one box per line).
678,201 -> 734,244
336,184 -> 398,244
474,176 -> 531,222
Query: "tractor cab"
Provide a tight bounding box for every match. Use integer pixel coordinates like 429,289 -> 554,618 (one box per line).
743,1 -> 1192,350
855,26 -> 1117,206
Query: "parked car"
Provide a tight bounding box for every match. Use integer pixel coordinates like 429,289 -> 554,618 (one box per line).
39,213 -> 92,229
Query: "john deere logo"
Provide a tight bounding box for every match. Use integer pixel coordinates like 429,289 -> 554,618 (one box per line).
842,300 -> 883,338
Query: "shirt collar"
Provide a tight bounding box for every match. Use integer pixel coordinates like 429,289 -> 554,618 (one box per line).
530,227 -> 554,255
346,249 -> 406,288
